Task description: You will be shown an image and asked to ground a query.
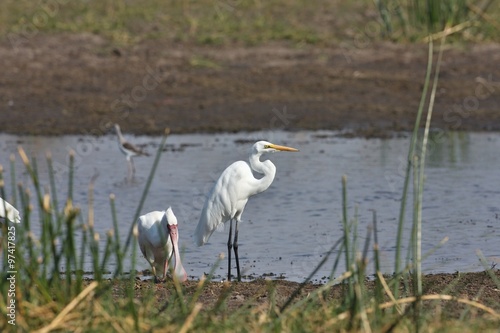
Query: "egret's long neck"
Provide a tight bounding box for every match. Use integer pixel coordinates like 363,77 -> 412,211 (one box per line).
115,126 -> 125,144
249,152 -> 276,194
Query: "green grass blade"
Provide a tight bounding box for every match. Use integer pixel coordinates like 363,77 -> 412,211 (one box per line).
280,236 -> 344,312
9,154 -> 16,207
341,175 -> 354,301
46,152 -> 59,219
109,193 -> 123,276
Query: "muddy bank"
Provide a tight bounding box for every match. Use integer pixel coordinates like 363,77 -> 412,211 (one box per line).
1,34 -> 499,137
103,270 -> 500,317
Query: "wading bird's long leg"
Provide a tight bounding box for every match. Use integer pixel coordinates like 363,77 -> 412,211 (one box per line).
233,220 -> 241,281
130,157 -> 136,175
127,158 -> 133,181
227,219 -> 233,281
163,257 -> 169,281
151,265 -> 160,283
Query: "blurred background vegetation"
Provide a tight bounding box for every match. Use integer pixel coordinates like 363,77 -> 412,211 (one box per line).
0,0 -> 498,46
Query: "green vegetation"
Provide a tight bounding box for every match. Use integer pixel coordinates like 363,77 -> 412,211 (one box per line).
0,0 -> 498,46
375,0 -> 498,41
1,37 -> 500,332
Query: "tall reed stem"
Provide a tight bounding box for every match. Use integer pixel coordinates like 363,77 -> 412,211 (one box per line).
393,40 -> 434,301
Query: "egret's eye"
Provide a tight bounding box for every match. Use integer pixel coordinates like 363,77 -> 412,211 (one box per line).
264,145 -> 271,149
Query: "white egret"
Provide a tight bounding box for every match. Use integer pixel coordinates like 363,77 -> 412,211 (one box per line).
0,197 -> 21,224
137,207 -> 187,282
114,123 -> 150,180
194,141 -> 299,281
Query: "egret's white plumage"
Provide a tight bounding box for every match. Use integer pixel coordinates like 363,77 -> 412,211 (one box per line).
194,141 -> 299,281
138,207 -> 187,282
0,198 -> 21,224
114,123 -> 150,180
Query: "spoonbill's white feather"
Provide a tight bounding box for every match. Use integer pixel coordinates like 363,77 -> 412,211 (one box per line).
0,198 -> 21,224
138,207 -> 187,282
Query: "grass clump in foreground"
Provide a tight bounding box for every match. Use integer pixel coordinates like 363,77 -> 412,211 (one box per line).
1,43 -> 500,333
0,0 -> 498,46
374,0 -> 498,40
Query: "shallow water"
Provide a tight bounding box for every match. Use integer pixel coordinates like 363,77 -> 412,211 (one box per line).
1,131 -> 499,283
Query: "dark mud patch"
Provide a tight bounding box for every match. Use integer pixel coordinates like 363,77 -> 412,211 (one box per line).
95,270 -> 500,318
1,34 -> 500,138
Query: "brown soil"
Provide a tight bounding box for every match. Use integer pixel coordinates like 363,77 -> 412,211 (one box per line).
113,270 -> 500,318
1,34 -> 500,137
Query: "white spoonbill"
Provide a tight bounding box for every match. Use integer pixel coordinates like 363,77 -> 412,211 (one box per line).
194,141 -> 299,281
0,197 -> 21,224
138,207 -> 187,282
114,123 -> 150,180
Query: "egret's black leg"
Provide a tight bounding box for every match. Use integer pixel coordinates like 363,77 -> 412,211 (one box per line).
234,220 -> 241,281
227,219 -> 233,281
127,159 -> 134,181
130,157 -> 136,179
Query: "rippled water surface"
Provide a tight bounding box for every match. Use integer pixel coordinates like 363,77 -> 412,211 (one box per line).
1,131 -> 499,282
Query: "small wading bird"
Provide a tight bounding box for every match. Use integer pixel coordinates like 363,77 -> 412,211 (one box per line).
114,123 -> 150,180
194,141 -> 299,281
138,207 -> 188,282
0,197 -> 21,223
